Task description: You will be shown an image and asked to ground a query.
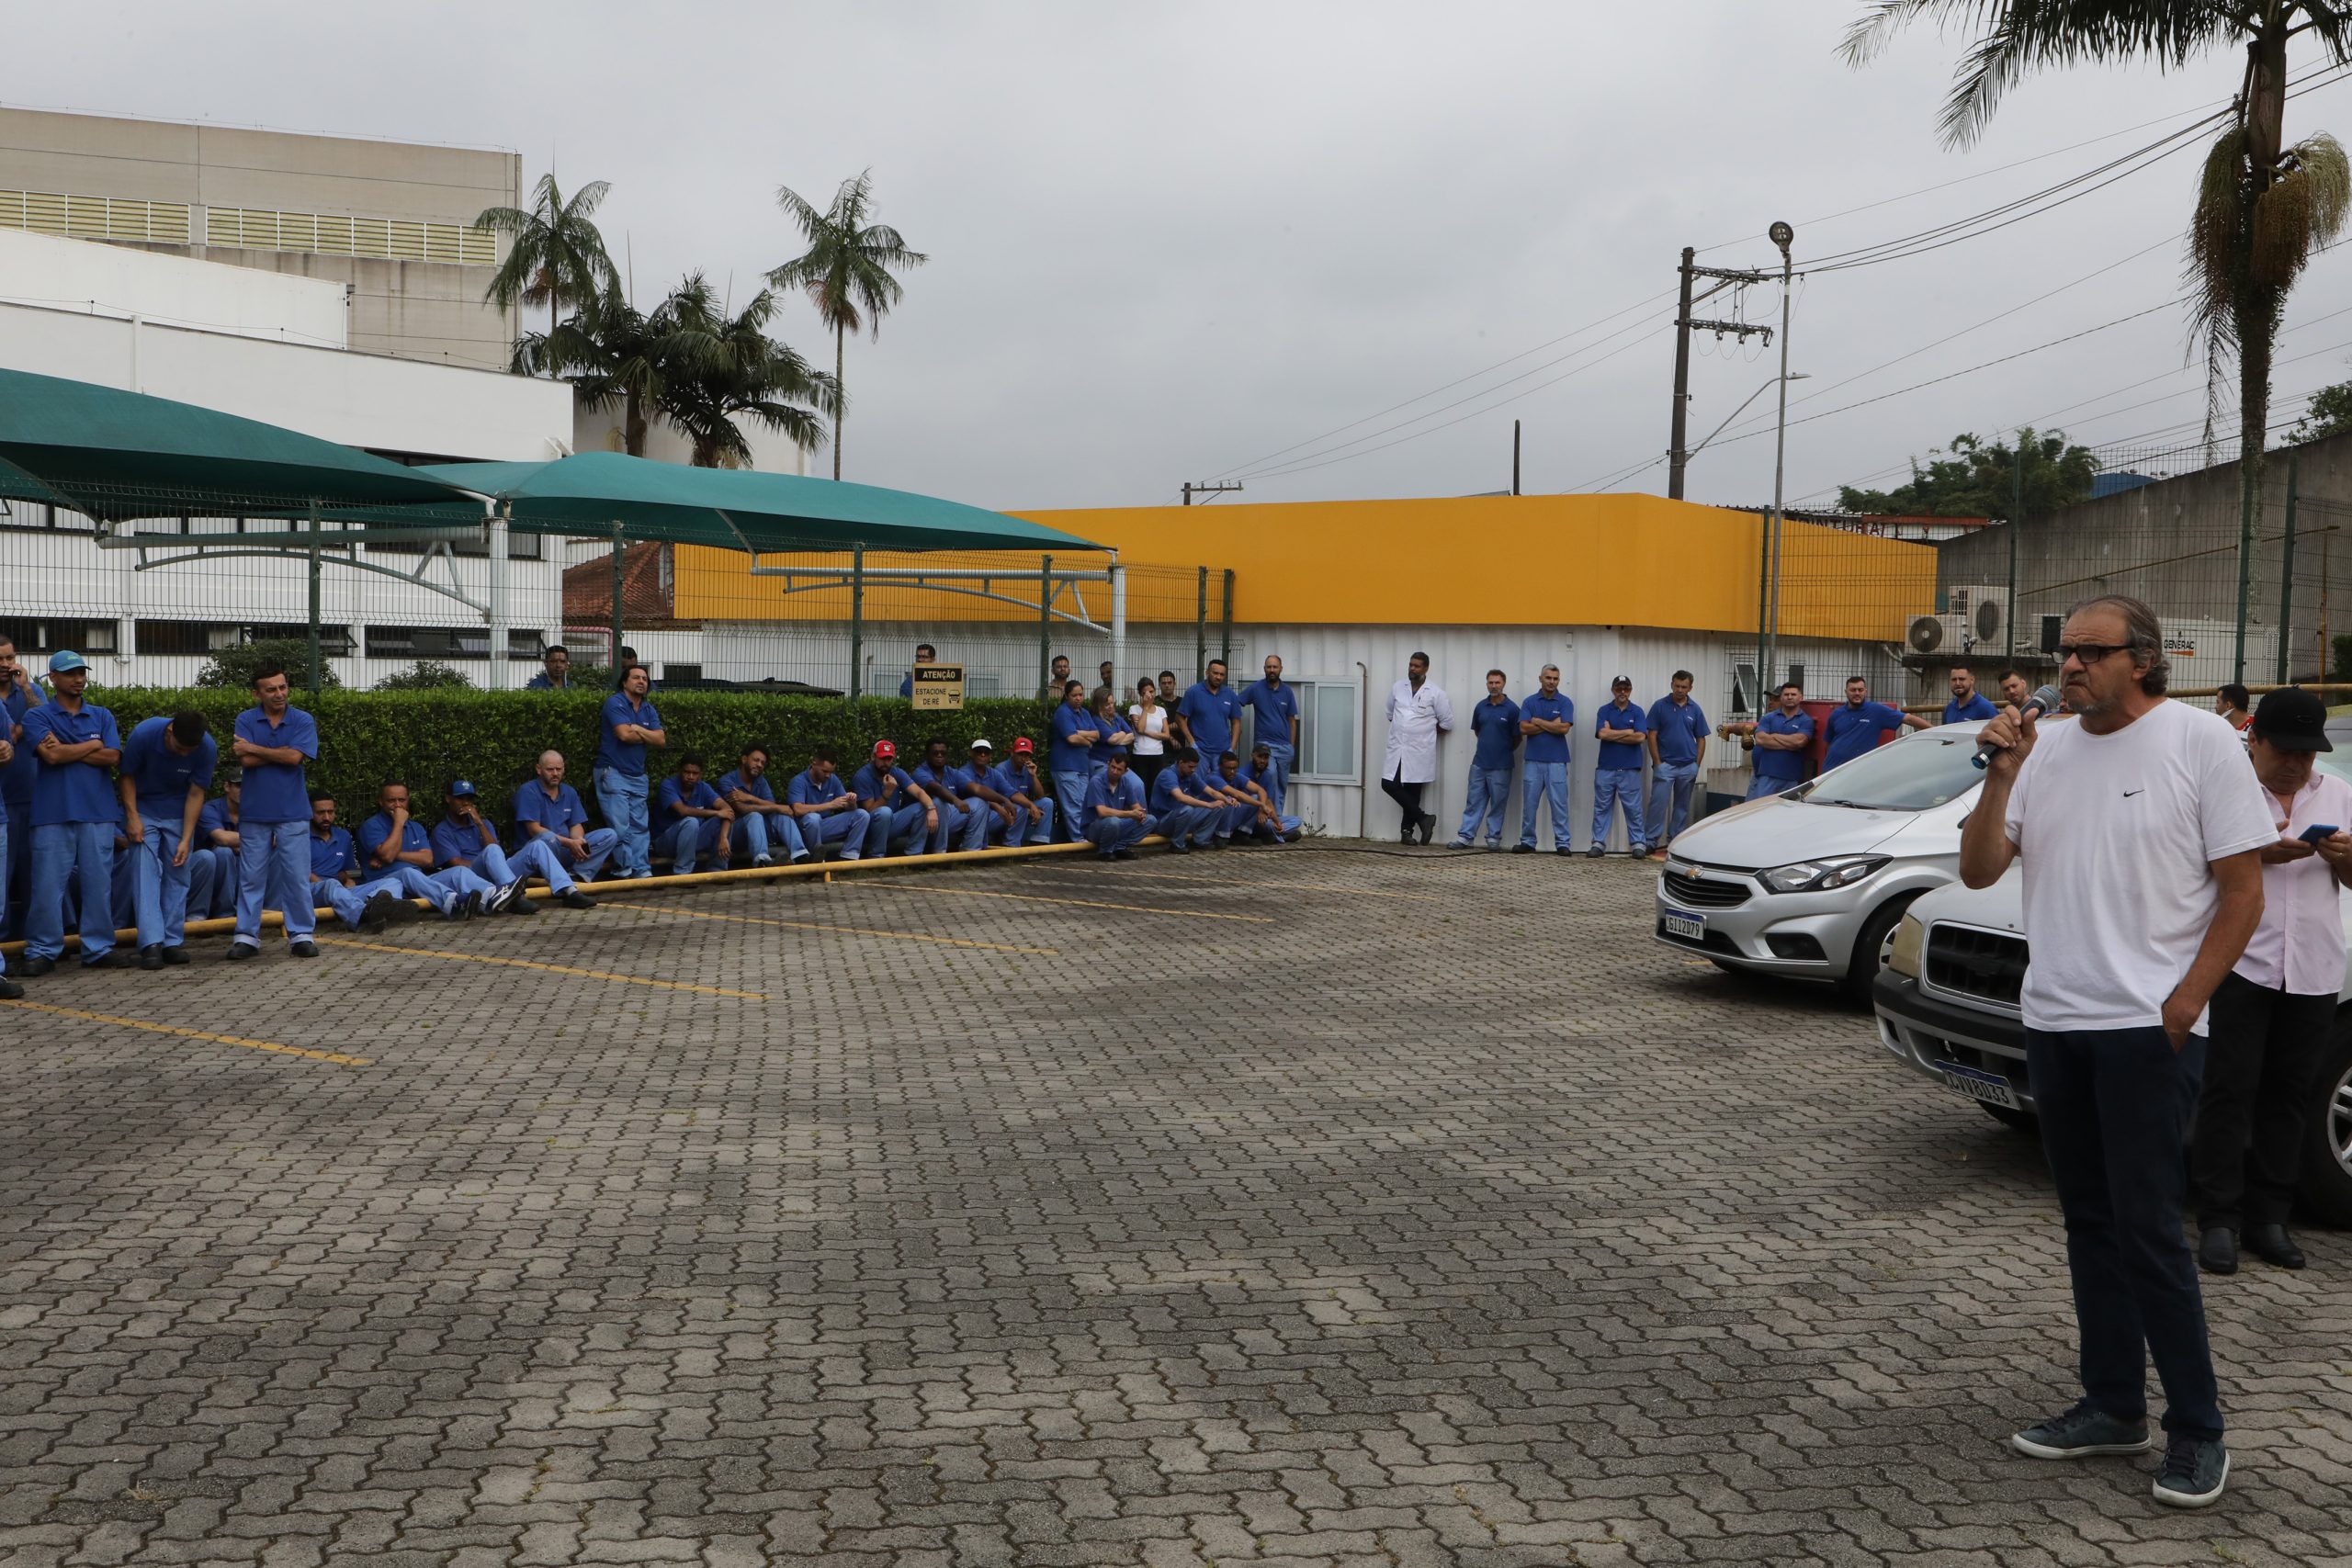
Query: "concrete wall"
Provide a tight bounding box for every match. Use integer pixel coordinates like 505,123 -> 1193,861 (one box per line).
0,226 -> 349,346
0,106 -> 517,369
1934,427 -> 2352,682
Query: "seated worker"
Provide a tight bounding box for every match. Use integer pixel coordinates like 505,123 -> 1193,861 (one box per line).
850,740 -> 937,858
1232,745 -> 1304,842
1193,750 -> 1260,845
786,747 -> 876,861
357,781 -> 515,919
1082,751 -> 1152,860
911,738 -> 990,853
191,776 -> 243,920
432,780 -> 596,909
1146,747 -> 1222,853
512,750 -> 619,884
309,789 -> 442,931
982,738 -> 1055,847
953,738 -> 1026,847
653,755 -> 735,873
119,710 -> 217,969
718,744 -> 808,866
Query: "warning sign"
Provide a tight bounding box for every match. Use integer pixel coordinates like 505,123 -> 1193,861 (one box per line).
910,663 -> 965,711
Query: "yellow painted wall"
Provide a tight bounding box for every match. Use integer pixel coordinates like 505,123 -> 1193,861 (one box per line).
673,493 -> 1936,642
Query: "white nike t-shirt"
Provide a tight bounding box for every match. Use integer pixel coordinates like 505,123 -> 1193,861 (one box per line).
2003,697 -> 2275,1033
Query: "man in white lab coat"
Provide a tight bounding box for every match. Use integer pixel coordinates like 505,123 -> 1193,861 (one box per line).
1381,651 -> 1454,844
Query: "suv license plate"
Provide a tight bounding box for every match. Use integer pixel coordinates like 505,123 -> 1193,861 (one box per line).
1937,1063 -> 2019,1111
1663,908 -> 1705,941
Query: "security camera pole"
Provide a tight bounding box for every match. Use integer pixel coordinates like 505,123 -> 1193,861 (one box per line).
1760,220 -> 1795,698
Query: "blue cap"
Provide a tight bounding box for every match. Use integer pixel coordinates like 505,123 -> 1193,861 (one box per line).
48,650 -> 86,674
446,778 -> 477,797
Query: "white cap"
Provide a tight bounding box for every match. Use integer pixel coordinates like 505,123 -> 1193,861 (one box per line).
968,737 -> 994,750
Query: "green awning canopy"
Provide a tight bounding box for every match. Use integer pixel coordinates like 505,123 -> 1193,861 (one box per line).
0,367 -> 484,523
411,450 -> 1101,554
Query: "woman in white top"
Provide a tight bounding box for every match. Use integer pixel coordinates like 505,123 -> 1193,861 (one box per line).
1128,676 -> 1171,796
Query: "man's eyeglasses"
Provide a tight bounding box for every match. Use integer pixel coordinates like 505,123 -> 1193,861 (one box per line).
2057,642 -> 2131,665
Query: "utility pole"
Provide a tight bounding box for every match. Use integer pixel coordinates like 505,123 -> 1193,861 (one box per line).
1760,222 -> 1795,694
1182,481 -> 1243,506
1668,247 -> 1777,501
1512,420 -> 1521,496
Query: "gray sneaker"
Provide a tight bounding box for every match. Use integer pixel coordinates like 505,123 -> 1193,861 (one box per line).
2152,1433 -> 2229,1508
2010,1401 -> 2153,1460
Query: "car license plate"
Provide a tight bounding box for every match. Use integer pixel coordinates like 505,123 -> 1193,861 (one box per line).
1663,908 -> 1705,941
1936,1063 -> 2019,1111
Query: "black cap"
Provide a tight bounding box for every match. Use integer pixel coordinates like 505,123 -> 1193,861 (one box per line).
2251,687 -> 2333,752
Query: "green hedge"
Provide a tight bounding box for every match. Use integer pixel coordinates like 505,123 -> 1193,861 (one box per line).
89,687 -> 1056,826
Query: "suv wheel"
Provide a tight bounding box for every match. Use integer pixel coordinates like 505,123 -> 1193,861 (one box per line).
1840,896 -> 1918,1000
2301,1011 -> 2352,1229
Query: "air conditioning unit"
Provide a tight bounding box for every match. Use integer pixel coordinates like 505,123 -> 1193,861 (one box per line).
1906,613 -> 1964,654
1946,585 -> 2009,650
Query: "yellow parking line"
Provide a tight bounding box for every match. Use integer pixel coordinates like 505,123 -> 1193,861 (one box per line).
0,998 -> 370,1066
316,939 -> 765,998
605,901 -> 1058,954
1023,865 -> 1442,903
851,883 -> 1274,923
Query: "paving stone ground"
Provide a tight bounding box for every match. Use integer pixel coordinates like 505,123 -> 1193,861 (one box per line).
3,844 -> 2349,1567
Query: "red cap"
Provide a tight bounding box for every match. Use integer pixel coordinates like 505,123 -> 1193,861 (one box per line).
1012,737 -> 1035,755
873,739 -> 897,761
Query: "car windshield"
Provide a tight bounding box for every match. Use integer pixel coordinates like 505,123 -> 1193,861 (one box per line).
1791,728 -> 1984,812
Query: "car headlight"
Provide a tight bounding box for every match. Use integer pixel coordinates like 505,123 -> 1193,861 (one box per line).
1758,853 -> 1890,894
1886,912 -> 1925,977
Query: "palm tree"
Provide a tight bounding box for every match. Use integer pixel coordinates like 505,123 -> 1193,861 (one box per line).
476,174 -> 622,373
658,277 -> 840,468
768,170 -> 928,479
1846,3 -> 2352,594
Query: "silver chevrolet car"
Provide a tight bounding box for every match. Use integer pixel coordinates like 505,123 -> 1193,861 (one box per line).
1653,720 -> 1990,996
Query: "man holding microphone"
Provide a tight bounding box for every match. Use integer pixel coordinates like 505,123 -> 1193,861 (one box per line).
1959,594 -> 2271,1510
2189,687 -> 2352,1276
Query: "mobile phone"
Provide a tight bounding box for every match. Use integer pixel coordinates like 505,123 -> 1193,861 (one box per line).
2299,823 -> 2342,845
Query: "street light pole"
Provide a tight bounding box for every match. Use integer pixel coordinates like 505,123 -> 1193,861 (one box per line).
1761,220 -> 1795,695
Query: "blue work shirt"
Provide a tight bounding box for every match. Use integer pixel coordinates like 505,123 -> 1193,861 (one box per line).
512,780 -> 590,845
1048,703 -> 1096,773
523,672 -> 571,691
897,672 -> 914,698
356,811 -> 433,868
1752,710 -> 1815,782
1240,679 -> 1299,751
657,777 -> 723,829
911,761 -> 967,802
428,814 -> 504,868
310,825 -> 360,884
1593,700 -> 1648,772
1235,761 -> 1279,799
1089,709 -> 1134,766
233,704 -> 318,824
596,691 -> 662,776
715,768 -> 773,806
21,698 -> 122,827
1518,691 -> 1573,766
1942,692 -> 1998,724
1468,694 -> 1521,772
120,716 -> 218,811
1824,701 -> 1905,771
1083,769 -> 1146,819
1177,682 -> 1243,762
986,761 -> 1042,803
1647,696 -> 1710,766
786,769 -> 848,810
1150,766 -> 1213,813
849,762 -> 918,809
198,797 -> 238,842
3,682 -> 40,810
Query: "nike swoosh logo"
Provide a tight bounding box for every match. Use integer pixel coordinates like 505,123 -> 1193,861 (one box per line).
2123,789 -> 2144,797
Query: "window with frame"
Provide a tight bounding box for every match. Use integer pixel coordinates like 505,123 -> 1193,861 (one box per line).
366,625 -> 489,660
1264,677 -> 1361,784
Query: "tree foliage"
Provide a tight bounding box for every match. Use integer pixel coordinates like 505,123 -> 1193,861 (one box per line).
194,637 -> 342,691
2289,378 -> 2352,444
476,175 -> 622,369
1838,428 -> 2096,521
373,660 -> 474,692
769,170 -> 927,479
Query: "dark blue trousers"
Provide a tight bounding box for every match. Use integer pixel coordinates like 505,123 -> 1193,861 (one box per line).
2026,1024 -> 2222,1441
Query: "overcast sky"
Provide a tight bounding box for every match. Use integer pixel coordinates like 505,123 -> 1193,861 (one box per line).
13,1 -> 2352,512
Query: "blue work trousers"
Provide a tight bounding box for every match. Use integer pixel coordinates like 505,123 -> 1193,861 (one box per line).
1648,759 -> 1700,844
469,838 -> 576,895
1255,742 -> 1294,814
233,819 -> 314,948
798,807 -> 875,860
1746,774 -> 1798,801
594,767 -> 651,878
1456,767 -> 1512,847
1154,803 -> 1218,849
989,798 -> 1054,846
28,821 -> 118,960
929,796 -> 990,854
737,812 -> 805,864
1086,810 -> 1152,854
654,817 -> 724,873
1590,767 -> 1648,852
1518,761 -> 1570,850
1052,771 -> 1091,844
133,808 -> 200,949
2026,1025 -> 2222,1441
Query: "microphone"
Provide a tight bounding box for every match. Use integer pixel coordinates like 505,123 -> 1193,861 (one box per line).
1973,683 -> 2062,770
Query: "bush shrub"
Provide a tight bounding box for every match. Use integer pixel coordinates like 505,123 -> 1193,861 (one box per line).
373,660 -> 474,692
2335,633 -> 2352,686
85,686 -> 1055,826
195,637 -> 343,690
